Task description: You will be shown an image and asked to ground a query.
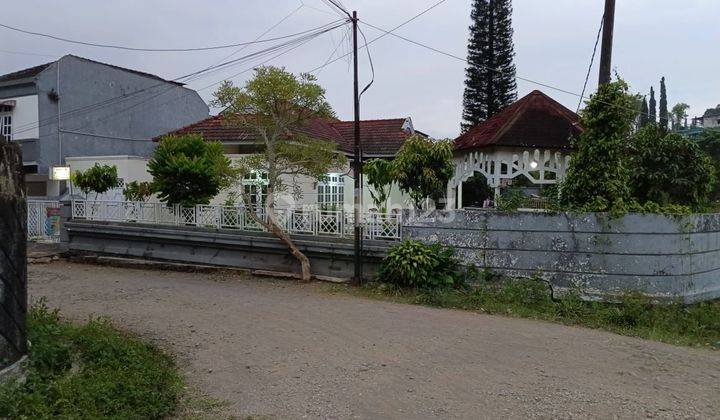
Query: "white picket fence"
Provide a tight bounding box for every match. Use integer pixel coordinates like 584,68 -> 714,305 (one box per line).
71,200 -> 402,240
27,200 -> 62,242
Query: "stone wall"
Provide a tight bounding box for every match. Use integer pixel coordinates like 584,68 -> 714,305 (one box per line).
403,210 -> 720,303
0,140 -> 27,368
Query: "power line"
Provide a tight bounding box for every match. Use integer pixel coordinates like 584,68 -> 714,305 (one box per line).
0,49 -> 59,58
357,26 -> 374,98
12,21 -> 347,138
577,13 -> 605,113
360,19 -> 657,119
11,20 -> 347,136
0,20 -> 343,52
308,0 -> 449,73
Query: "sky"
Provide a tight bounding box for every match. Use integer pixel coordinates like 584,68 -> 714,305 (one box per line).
1,0 -> 718,139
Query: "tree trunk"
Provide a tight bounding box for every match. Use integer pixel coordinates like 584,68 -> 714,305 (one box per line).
242,190 -> 313,282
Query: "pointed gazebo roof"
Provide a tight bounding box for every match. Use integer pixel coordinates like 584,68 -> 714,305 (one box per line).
454,90 -> 582,151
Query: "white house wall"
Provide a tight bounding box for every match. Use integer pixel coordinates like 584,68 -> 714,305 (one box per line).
4,95 -> 39,141
66,155 -> 151,201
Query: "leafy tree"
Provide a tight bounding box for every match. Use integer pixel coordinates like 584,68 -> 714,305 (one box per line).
393,135 -> 454,209
559,79 -> 636,211
670,103 -> 690,130
639,96 -> 649,128
659,77 -> 669,130
211,66 -> 346,281
696,129 -> 720,201
648,86 -> 657,124
148,134 -> 236,207
363,158 -> 394,212
629,125 -> 715,208
71,164 -> 120,199
122,181 -> 155,202
461,0 -> 517,130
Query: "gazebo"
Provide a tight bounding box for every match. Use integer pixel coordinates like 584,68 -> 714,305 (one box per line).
447,90 -> 583,209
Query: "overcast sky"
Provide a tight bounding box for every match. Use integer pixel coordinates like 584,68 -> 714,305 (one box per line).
1,0 -> 718,138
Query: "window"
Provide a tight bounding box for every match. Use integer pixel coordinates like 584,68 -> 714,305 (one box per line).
0,114 -> 11,141
317,173 -> 345,210
242,170 -> 268,207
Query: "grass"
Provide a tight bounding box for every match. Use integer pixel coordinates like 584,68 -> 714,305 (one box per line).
327,277 -> 720,350
0,301 -> 185,419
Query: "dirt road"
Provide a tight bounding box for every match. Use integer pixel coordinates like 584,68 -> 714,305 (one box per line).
29,262 -> 720,419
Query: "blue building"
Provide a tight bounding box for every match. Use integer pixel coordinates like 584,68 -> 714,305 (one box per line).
0,55 -> 209,197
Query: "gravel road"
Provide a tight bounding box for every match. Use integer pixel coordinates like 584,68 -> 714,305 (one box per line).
29,262 -> 720,419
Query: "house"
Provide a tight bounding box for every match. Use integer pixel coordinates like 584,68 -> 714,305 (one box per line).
0,55 -> 209,198
694,105 -> 720,129
154,115 -> 421,210
447,90 -> 583,208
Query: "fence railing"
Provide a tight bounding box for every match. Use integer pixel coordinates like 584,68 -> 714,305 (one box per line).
71,200 -> 402,240
27,200 -> 62,242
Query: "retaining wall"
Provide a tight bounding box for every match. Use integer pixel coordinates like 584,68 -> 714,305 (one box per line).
64,221 -> 390,280
403,210 -> 720,303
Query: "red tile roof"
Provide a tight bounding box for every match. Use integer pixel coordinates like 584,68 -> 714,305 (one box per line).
158,115 -> 416,157
454,90 -> 583,151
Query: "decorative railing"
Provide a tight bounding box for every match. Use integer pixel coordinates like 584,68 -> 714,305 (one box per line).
71,200 -> 401,240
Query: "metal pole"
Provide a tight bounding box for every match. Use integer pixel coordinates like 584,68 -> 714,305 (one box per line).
352,11 -> 363,284
598,0 -> 616,85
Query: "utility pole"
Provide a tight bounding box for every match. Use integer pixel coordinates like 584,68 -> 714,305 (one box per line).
352,11 -> 364,284
598,0 -> 616,85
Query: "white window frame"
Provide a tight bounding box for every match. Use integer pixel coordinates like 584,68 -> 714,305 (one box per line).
0,112 -> 12,141
317,173 -> 345,211
241,170 -> 268,207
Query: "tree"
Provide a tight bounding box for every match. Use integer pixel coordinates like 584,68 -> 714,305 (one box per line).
670,103 -> 690,130
148,134 -> 236,207
393,135 -> 454,209
363,158 -> 394,212
639,96 -> 649,128
559,79 -> 636,211
696,129 -> 720,201
629,125 -> 715,208
461,0 -> 517,131
71,163 -> 121,200
648,86 -> 657,124
659,77 -> 669,130
210,66 -> 347,282
122,181 -> 155,202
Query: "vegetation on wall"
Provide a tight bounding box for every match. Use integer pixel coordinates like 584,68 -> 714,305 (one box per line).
559,79 -> 636,212
393,135 -> 454,209
148,134 -> 236,207
210,66 -> 347,281
71,164 -> 121,199
629,125 -> 715,209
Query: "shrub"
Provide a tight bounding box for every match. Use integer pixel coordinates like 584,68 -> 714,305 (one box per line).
496,187 -> 528,211
148,134 -> 236,207
629,125 -> 715,209
393,136 -> 454,209
122,180 -> 155,202
71,164 -> 121,199
378,240 -> 461,289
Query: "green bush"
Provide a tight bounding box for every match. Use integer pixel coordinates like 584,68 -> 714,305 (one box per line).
122,180 -> 155,202
71,164 -> 121,199
148,134 -> 236,207
629,125 -> 716,209
378,240 -> 461,289
0,302 -> 183,418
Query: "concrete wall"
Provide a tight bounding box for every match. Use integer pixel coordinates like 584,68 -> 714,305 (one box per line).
0,140 -> 27,368
403,210 -> 720,303
64,221 -> 390,280
1,94 -> 39,141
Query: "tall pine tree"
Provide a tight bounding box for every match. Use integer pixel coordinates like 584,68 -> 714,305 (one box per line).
639,97 -> 649,128
648,86 -> 657,124
461,0 -> 517,131
659,76 -> 668,130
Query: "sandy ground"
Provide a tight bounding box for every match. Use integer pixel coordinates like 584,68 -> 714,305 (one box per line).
28,261 -> 720,419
